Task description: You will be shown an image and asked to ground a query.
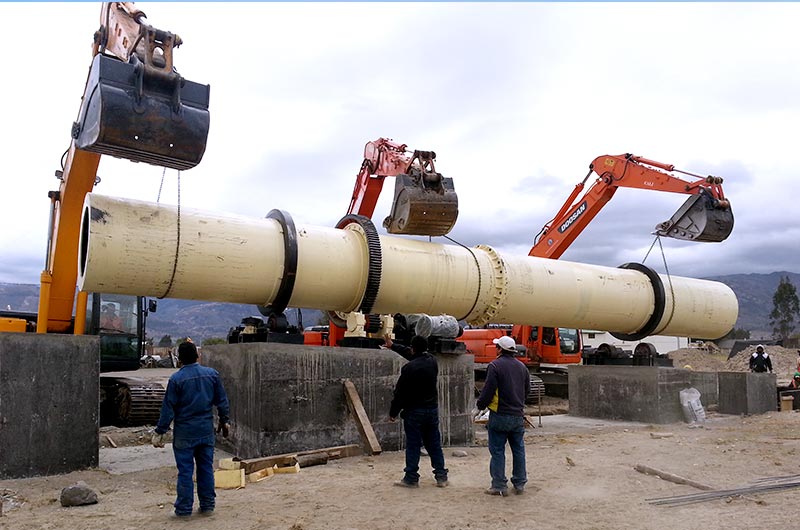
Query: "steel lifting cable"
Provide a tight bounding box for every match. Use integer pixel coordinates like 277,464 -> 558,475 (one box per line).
157,169 -> 181,299
642,235 -> 677,331
443,234 -> 483,323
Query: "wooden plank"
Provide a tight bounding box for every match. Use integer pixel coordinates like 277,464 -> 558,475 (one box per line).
246,466 -> 274,483
343,379 -> 382,455
273,462 -> 301,474
296,453 -> 329,468
238,444 -> 364,475
218,457 -> 241,470
634,464 -> 713,491
239,453 -> 298,475
214,468 -> 245,489
297,444 -> 363,460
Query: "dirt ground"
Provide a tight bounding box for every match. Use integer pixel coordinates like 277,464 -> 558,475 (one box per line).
4,352 -> 799,530
3,406 -> 800,530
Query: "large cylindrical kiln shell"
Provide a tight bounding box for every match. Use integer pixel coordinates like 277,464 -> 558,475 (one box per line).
78,194 -> 738,339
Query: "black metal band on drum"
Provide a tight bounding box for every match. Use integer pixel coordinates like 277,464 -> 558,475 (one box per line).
335,214 -> 382,315
610,262 -> 666,342
259,209 -> 298,317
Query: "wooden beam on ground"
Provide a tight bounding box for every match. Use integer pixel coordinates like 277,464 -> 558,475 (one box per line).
273,462 -> 301,474
298,444 -> 362,460
343,379 -> 382,455
239,453 -> 298,475
296,453 -> 329,468
237,444 -> 364,475
634,464 -> 713,491
246,466 -> 274,483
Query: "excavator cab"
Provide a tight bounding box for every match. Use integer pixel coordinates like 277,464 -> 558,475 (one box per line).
73,27 -> 210,170
383,150 -> 459,236
655,188 -> 734,243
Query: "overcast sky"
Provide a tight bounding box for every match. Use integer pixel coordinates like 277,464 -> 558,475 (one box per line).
1,2 -> 798,287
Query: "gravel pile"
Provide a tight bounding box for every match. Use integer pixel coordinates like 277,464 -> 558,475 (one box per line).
668,345 -> 800,383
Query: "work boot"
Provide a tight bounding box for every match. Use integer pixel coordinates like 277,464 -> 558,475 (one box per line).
436,479 -> 449,488
393,480 -> 419,488
484,487 -> 507,496
513,487 -> 525,495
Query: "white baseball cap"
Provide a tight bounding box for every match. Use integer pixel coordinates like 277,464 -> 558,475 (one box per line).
493,336 -> 517,352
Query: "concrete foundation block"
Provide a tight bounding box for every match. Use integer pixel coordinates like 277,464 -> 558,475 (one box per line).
688,371 -> 719,406
203,343 -> 474,458
718,372 -> 776,415
0,333 -> 100,478
569,365 -> 696,424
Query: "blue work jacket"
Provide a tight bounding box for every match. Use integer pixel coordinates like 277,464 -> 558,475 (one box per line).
155,362 -> 230,440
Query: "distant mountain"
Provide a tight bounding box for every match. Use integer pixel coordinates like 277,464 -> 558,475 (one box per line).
1,271 -> 797,342
144,300 -> 326,343
704,271 -> 800,338
0,282 -> 325,343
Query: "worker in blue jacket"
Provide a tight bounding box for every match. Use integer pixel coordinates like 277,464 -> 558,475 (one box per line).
476,335 -> 531,496
152,341 -> 230,517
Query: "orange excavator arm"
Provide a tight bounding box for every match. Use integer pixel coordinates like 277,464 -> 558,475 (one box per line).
530,153 -> 733,260
37,2 -> 210,334
346,137 -> 458,237
347,138 -> 412,218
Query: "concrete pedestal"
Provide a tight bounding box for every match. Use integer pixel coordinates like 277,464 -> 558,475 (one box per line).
718,372 -> 776,415
569,365 -> 697,424
203,343 -> 474,458
0,333 -> 100,478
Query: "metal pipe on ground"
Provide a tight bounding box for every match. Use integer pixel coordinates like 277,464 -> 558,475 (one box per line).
77,193 -> 738,339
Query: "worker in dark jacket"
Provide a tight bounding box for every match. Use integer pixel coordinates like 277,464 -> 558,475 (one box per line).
152,341 -> 230,517
749,345 -> 773,373
386,334 -> 448,488
476,335 -> 531,496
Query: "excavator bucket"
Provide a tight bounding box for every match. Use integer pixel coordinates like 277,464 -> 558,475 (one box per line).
383,170 -> 459,236
73,54 -> 210,170
655,191 -> 734,243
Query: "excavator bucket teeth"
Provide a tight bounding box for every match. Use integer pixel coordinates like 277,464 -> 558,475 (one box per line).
74,54 -> 210,170
655,192 -> 734,243
383,172 -> 459,236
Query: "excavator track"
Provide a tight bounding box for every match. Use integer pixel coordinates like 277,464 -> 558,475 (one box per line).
527,374 -> 545,404
100,376 -> 166,426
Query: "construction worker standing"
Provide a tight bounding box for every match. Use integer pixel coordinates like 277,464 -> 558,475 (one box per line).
476,335 -> 531,496
749,345 -> 773,373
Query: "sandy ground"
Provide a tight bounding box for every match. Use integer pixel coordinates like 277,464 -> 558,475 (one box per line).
4,405 -> 800,530
3,353 -> 798,529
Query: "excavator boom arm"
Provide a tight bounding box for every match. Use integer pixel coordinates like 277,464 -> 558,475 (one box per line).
345,137 -> 458,237
531,153 -> 733,259
347,138 -> 410,217
38,2 -> 210,333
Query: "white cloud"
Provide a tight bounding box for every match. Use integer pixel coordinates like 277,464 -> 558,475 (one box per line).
0,2 -> 798,286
